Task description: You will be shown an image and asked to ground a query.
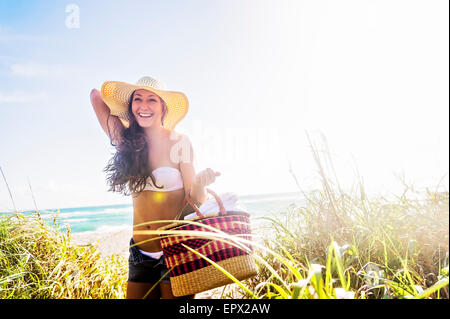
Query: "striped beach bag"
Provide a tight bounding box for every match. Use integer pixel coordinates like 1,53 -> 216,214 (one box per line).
158,188 -> 258,296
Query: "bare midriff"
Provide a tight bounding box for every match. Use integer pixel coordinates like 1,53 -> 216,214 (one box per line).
132,188 -> 186,252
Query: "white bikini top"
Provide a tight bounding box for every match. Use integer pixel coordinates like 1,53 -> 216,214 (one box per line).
142,166 -> 184,192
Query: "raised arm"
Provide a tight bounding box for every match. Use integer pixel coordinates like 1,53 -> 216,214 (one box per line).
90,88 -> 124,146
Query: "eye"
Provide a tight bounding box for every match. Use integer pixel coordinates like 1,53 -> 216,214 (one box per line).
134,97 -> 141,101
149,99 -> 157,102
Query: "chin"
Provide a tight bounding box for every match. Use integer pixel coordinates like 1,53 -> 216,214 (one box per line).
135,115 -> 161,128
138,122 -> 155,128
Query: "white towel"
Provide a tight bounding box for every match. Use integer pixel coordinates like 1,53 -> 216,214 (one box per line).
184,192 -> 247,220
198,192 -> 238,212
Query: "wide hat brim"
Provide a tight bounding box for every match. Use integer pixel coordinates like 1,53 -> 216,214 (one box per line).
100,80 -> 189,130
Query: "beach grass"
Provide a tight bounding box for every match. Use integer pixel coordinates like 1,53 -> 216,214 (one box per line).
213,134 -> 449,299
0,184 -> 447,299
0,212 -> 127,299
0,136 -> 448,299
240,185 -> 449,299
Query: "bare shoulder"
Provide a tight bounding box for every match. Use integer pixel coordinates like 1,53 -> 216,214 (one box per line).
168,130 -> 191,144
167,131 -> 193,165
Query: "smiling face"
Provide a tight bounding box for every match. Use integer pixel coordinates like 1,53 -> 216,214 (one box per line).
131,89 -> 165,128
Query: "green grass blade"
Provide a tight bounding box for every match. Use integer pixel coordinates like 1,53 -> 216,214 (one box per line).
415,277 -> 449,299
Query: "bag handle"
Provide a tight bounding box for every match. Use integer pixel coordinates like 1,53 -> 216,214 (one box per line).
183,188 -> 227,218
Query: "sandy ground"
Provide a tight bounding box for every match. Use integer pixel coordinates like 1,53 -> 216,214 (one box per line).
71,229 -> 132,259
70,229 -> 238,299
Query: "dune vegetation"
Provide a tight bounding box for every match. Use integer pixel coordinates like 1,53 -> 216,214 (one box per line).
1,139 -> 448,299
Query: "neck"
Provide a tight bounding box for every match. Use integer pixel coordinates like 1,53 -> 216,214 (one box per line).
142,125 -> 166,143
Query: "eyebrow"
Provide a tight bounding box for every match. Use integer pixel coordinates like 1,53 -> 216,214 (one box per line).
134,93 -> 157,97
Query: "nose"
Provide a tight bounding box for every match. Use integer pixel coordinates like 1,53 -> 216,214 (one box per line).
139,104 -> 154,111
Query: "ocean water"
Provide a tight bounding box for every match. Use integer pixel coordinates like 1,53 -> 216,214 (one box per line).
9,192 -> 305,234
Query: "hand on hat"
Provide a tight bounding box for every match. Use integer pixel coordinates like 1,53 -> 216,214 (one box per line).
194,168 -> 221,188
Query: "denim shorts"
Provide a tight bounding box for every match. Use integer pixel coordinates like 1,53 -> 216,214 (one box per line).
128,238 -> 171,284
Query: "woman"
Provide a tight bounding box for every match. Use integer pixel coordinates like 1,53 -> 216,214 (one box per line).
90,76 -> 221,299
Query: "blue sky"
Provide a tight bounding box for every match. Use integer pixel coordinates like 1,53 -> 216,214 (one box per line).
0,0 -> 448,211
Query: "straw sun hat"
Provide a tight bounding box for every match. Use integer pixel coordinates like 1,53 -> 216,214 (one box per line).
100,76 -> 189,130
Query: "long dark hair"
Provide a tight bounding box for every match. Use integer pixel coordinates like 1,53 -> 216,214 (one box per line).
103,90 -> 169,197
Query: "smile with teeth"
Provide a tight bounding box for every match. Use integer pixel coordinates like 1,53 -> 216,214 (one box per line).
138,112 -> 154,118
